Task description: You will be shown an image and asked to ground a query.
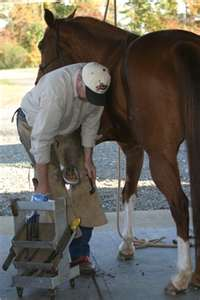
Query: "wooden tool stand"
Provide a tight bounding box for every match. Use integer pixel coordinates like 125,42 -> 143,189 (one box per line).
3,198 -> 80,299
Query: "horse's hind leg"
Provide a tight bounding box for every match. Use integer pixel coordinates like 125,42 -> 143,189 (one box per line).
118,143 -> 144,260
148,148 -> 192,294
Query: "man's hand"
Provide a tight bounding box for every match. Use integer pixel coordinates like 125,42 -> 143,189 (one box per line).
84,160 -> 96,185
84,147 -> 96,185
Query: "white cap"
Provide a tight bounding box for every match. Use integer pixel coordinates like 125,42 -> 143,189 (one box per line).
82,62 -> 111,106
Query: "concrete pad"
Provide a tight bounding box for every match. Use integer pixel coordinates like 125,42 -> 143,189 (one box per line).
0,211 -> 199,300
90,229 -> 197,300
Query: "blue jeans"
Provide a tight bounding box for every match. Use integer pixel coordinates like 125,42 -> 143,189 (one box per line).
69,226 -> 93,260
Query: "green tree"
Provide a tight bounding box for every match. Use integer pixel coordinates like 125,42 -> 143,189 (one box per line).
154,0 -> 178,29
123,0 -> 200,34
183,1 -> 200,26
124,0 -> 162,34
6,3 -> 44,66
72,0 -> 103,18
155,0 -> 177,18
45,0 -> 103,19
0,41 -> 27,69
44,2 -> 75,18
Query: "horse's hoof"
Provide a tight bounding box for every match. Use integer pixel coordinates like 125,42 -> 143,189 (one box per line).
165,282 -> 186,296
117,251 -> 134,261
191,273 -> 200,289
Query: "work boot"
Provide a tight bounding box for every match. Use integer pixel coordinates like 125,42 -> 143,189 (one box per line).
71,256 -> 96,275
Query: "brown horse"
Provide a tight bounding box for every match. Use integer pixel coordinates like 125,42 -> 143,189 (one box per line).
36,9 -> 200,295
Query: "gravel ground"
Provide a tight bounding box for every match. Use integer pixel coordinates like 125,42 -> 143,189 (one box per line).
0,69 -> 190,216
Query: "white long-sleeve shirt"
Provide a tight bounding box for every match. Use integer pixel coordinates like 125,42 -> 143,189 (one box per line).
21,63 -> 104,164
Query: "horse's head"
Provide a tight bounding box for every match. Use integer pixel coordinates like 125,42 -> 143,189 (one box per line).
36,9 -> 77,83
36,8 -> 135,84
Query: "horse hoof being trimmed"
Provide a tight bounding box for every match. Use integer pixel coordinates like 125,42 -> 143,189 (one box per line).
165,282 -> 187,296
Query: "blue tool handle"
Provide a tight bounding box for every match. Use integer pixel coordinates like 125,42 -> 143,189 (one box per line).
31,193 -> 49,202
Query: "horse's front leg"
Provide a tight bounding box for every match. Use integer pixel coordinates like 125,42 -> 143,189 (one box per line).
118,195 -> 136,260
118,144 -> 144,260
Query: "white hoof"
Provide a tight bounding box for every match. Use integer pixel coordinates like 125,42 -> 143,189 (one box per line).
171,270 -> 192,291
118,241 -> 135,260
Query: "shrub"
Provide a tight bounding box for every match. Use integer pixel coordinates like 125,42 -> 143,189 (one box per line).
0,42 -> 28,69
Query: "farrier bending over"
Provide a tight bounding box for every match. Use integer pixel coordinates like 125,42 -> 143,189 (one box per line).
16,62 -> 111,274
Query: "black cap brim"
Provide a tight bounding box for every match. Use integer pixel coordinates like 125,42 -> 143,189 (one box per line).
86,87 -> 106,106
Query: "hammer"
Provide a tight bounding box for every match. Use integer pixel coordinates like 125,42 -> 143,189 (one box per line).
88,177 -> 96,194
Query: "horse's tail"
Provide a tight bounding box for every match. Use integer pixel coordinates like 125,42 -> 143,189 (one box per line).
176,41 -> 200,254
